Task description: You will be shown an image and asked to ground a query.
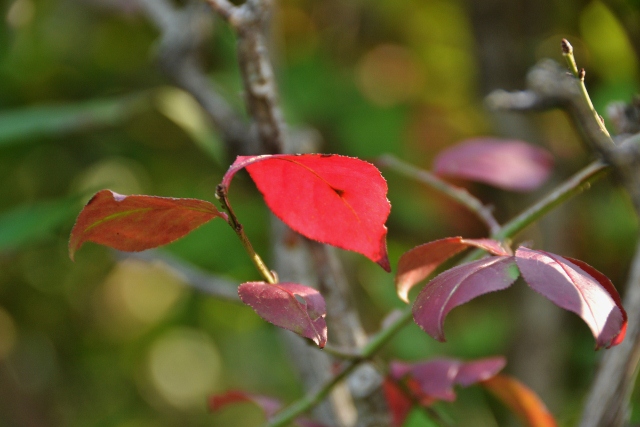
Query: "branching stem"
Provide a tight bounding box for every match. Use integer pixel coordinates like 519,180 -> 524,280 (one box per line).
377,154 -> 501,235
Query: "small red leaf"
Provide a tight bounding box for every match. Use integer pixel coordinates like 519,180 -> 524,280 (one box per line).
389,356 -> 505,406
222,154 -> 391,271
396,237 -> 511,302
238,282 -> 327,348
433,138 -> 554,192
383,378 -> 414,427
209,390 -> 282,418
515,247 -> 626,349
413,256 -> 519,341
69,190 -> 226,260
455,356 -> 506,386
391,359 -> 460,402
481,374 -> 558,427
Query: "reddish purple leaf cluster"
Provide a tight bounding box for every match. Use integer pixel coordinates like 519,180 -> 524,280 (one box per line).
397,237 -> 627,349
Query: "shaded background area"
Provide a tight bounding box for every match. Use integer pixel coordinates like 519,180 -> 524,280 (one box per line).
0,0 -> 639,425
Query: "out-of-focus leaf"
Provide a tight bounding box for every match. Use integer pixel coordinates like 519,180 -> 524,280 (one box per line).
0,94 -> 149,147
222,154 -> 391,271
69,190 -> 226,260
386,356 -> 506,422
209,389 -> 329,427
155,87 -> 225,165
515,247 -> 626,349
481,374 -> 558,427
238,281 -> 327,348
383,377 -> 414,427
0,197 -> 81,252
396,237 -> 511,302
209,390 -> 282,418
433,138 -> 554,192
413,256 -> 519,341
455,357 -> 507,386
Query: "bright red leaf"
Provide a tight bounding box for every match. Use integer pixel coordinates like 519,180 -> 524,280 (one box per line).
396,237 -> 511,302
433,138 -> 554,192
238,281 -> 327,348
222,154 -> 391,271
69,190 -> 226,260
481,374 -> 558,427
515,247 -> 626,349
413,256 -> 520,341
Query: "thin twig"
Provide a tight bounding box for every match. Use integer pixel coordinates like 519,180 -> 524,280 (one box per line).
377,154 -> 501,235
216,184 -> 276,284
561,39 -> 611,138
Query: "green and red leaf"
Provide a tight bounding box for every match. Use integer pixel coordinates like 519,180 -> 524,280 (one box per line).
69,190 -> 225,260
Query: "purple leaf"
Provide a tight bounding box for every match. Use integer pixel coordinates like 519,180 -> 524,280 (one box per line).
433,138 -> 554,192
413,256 -> 519,341
396,237 -> 511,303
389,356 -> 506,405
515,247 -> 627,349
391,359 -> 460,401
455,356 -> 507,386
238,282 -> 328,348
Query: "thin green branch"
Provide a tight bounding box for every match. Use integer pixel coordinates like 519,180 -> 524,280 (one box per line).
216,185 -> 277,284
261,159 -> 611,427
561,39 -> 611,138
378,154 -> 501,235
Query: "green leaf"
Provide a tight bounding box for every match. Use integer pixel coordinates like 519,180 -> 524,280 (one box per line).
0,93 -> 149,147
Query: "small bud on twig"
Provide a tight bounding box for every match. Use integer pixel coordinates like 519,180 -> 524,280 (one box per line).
561,38 -> 573,55
579,68 -> 586,82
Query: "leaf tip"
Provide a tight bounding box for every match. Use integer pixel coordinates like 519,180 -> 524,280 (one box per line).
378,254 -> 392,273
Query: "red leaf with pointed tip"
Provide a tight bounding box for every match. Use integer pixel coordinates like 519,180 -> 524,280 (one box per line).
209,390 -> 282,418
515,247 -> 626,349
383,377 -> 414,427
222,154 -> 391,271
481,375 -> 558,427
396,237 -> 511,303
413,256 -> 519,341
238,282 -> 327,348
433,138 -> 554,192
69,190 -> 226,260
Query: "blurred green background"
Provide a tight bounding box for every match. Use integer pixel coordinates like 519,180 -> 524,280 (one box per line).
1,0 -> 639,426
